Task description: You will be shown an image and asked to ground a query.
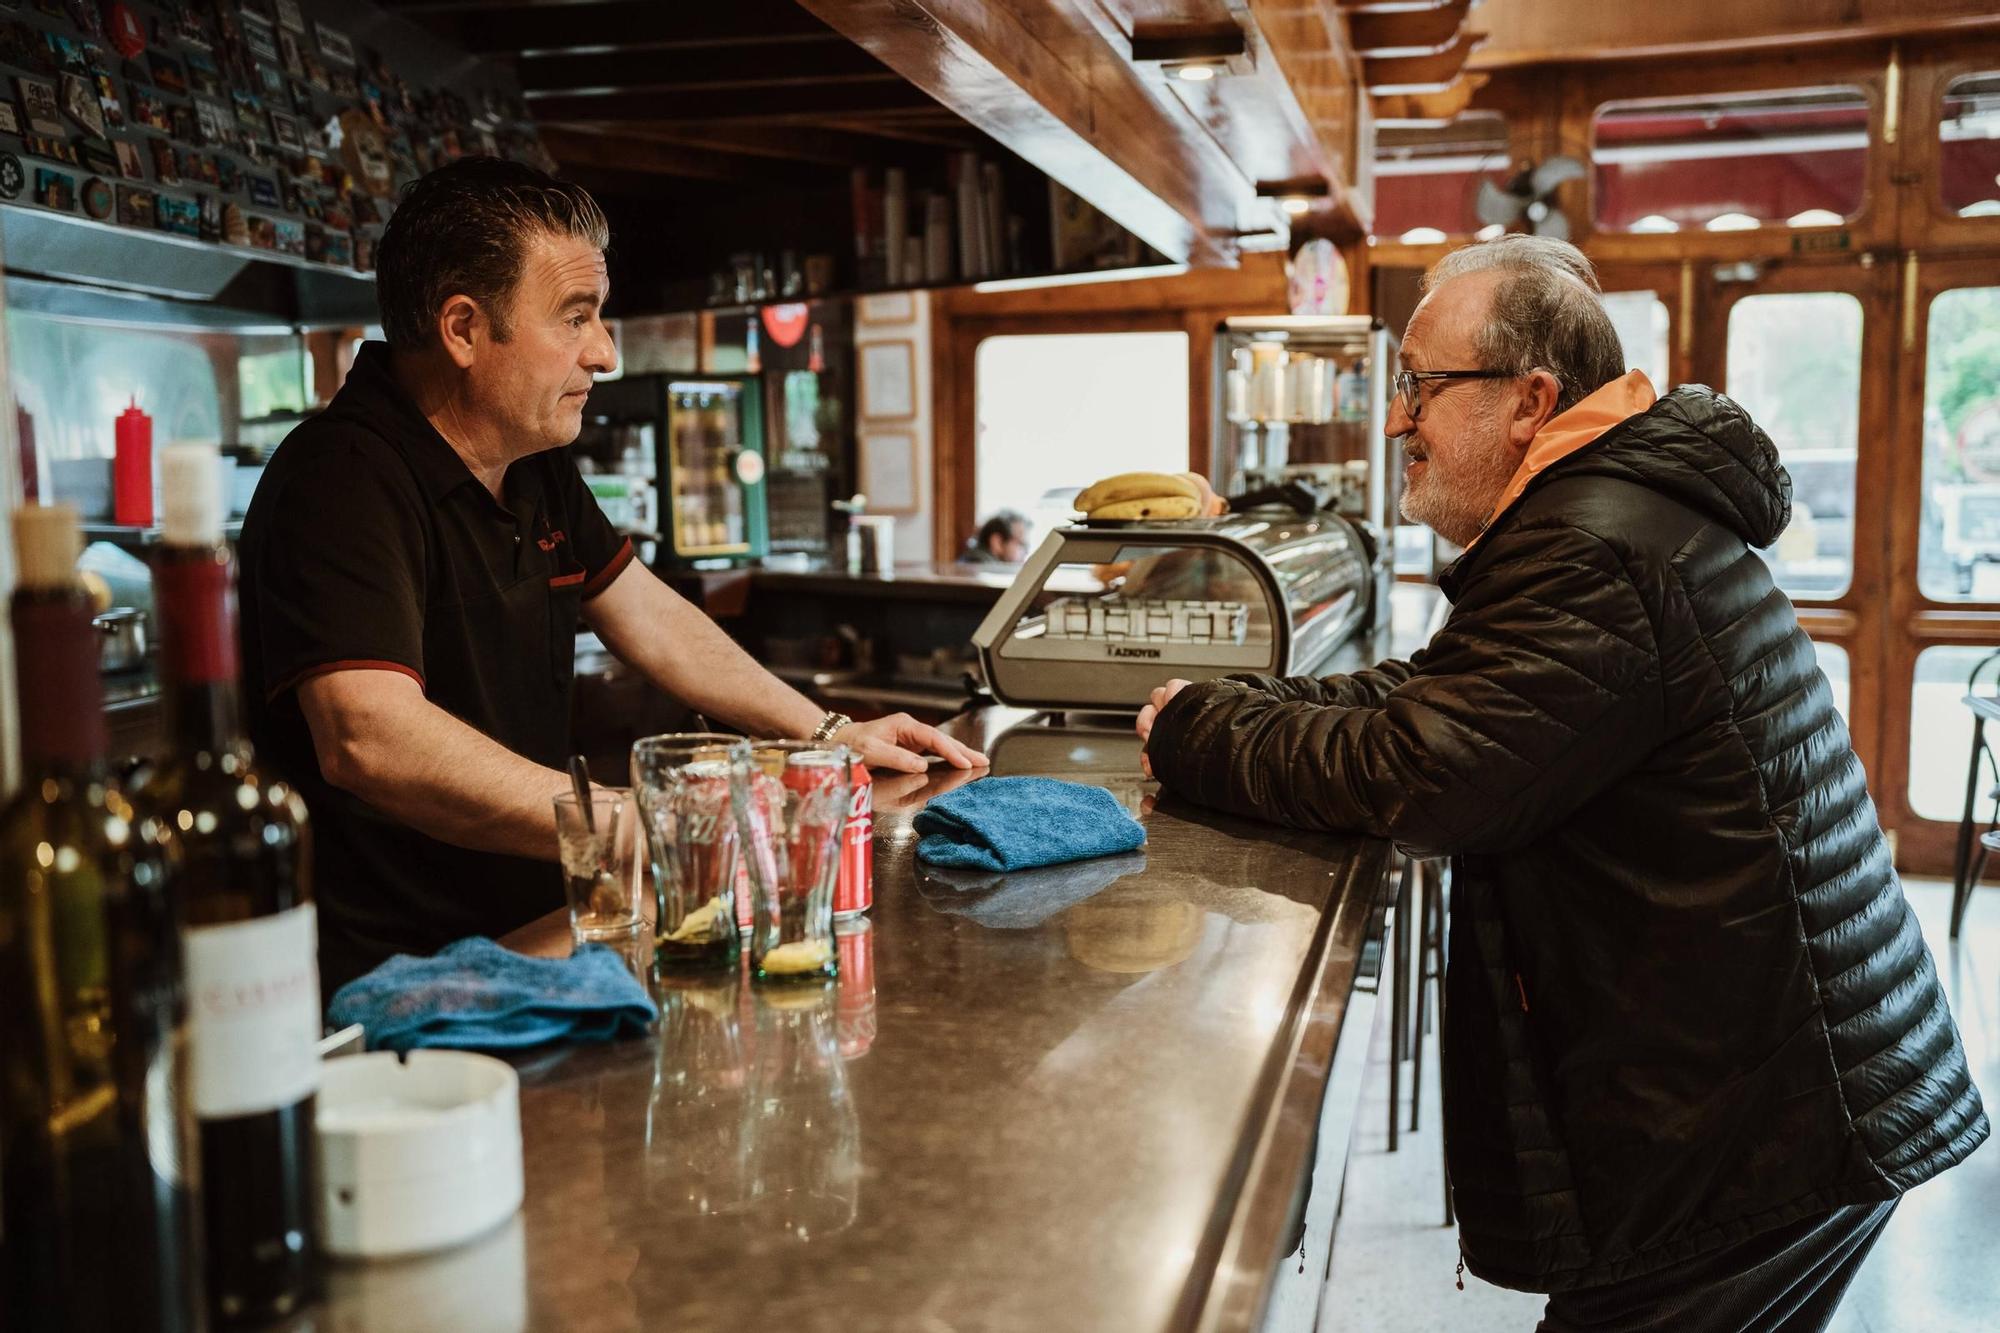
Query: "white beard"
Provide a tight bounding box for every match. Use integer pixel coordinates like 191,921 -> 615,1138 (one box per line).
1399,436 -> 1522,548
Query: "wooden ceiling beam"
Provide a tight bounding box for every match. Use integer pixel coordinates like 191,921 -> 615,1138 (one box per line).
525,78 -> 939,123
540,124 -> 838,185
1371,74 -> 1489,127
418,0 -> 835,58
794,0 -> 1253,266
1347,2 -> 1473,56
1234,0 -> 1373,237
632,124 -> 964,168
1363,30 -> 1485,94
1468,0 -> 2000,67
515,38 -> 888,94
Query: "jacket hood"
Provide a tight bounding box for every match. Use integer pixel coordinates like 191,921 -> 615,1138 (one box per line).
1545,384 -> 1792,548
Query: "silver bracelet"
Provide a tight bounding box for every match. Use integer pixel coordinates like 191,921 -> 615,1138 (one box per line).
808,711 -> 852,746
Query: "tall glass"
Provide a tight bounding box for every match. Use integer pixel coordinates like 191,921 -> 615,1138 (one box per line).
553,789 -> 640,942
732,742 -> 851,983
631,733 -> 749,971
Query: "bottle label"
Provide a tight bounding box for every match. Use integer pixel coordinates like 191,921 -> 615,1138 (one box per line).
154,555 -> 240,685
185,905 -> 321,1118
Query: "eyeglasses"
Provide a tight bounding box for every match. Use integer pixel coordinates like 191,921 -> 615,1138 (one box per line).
1393,369 -> 1520,422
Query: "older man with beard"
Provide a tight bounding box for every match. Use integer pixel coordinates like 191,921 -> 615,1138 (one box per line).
1137,236 -> 1986,1331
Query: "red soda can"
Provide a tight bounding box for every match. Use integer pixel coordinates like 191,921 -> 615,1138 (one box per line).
835,916 -> 876,1058
834,759 -> 873,919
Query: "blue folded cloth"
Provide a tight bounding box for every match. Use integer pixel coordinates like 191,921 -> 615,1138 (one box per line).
327,937 -> 657,1053
913,776 -> 1146,872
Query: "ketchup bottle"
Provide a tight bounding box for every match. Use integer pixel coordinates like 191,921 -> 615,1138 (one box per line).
114,397 -> 153,527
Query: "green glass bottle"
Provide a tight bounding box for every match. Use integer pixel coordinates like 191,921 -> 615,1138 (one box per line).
145,446 -> 317,1325
0,504 -> 203,1331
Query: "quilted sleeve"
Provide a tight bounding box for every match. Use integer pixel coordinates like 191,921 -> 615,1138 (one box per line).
1144,523 -> 1667,857
1218,656 -> 1425,710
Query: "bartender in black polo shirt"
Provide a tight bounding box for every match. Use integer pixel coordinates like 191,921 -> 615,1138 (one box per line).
239,158 -> 986,993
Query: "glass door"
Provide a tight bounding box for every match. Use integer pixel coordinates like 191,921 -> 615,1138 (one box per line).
1697,255 -> 1898,778
1881,258 -> 2000,874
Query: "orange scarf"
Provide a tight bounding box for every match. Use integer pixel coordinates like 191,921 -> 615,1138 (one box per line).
1470,369 -> 1658,545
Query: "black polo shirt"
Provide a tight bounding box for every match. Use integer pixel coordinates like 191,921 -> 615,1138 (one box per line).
239,342 -> 634,996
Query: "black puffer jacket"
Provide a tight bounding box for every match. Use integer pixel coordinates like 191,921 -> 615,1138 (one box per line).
1146,385 -> 1988,1292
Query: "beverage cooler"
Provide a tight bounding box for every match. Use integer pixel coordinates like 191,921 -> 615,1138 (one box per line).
1213,316 -> 1400,535
579,372 -> 770,568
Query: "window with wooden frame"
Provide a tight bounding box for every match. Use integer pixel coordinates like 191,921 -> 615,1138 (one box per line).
1373,112 -> 1512,244
1590,87 -> 1871,235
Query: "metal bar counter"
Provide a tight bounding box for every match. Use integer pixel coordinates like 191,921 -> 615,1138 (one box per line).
316,589 -> 1441,1332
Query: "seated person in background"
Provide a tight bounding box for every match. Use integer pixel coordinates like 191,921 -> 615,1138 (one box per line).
961,510 -> 1030,564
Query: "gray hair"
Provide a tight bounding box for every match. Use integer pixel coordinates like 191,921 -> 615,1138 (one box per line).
1422,235 -> 1629,414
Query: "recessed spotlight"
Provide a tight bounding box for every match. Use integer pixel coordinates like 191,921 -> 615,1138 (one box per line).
1280,195 -> 1311,216
1175,63 -> 1217,82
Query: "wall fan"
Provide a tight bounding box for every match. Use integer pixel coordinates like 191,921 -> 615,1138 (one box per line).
1475,156 -> 1587,240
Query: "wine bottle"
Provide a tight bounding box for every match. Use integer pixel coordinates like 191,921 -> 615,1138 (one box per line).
0,504 -> 203,1331
145,446 -> 318,1324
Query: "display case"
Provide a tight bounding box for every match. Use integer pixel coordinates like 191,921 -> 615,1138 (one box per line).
1213,316 -> 1400,534
579,371 -> 770,567
971,510 -> 1376,712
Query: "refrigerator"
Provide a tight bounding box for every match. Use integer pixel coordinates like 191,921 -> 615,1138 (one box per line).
581,371 -> 770,567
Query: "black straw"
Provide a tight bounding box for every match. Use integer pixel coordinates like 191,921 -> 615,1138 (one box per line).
569,755 -> 595,832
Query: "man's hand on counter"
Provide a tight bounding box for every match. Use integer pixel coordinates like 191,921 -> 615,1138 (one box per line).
834,713 -> 990,775
1136,679 -> 1194,780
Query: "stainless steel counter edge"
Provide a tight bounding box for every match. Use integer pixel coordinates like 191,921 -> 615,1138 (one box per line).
1188,851 -> 1395,1332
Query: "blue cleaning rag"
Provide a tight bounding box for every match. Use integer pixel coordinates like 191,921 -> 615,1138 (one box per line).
327,937 -> 657,1053
913,776 -> 1146,872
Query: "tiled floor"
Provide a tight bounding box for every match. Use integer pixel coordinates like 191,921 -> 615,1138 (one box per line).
1323,879 -> 2000,1332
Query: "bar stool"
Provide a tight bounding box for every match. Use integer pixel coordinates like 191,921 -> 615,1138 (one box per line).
1949,648 -> 2000,938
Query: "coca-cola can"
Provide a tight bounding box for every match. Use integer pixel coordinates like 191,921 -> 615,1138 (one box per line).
835,915 -> 875,1058
835,760 -> 873,919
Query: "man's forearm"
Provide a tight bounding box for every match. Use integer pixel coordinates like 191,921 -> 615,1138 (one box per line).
310,686 -> 574,861
586,565 -> 823,739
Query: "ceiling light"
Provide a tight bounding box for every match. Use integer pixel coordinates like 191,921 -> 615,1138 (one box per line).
1132,24 -> 1251,80
1631,214 -> 1681,233
1399,227 -> 1448,244
1704,212 -> 1761,232
1280,195 -> 1312,216
1476,223 -> 1505,240
1787,208 -> 1844,227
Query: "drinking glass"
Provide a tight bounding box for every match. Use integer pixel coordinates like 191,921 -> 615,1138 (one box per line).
553,790 -> 641,942
732,742 -> 851,983
632,733 -> 750,970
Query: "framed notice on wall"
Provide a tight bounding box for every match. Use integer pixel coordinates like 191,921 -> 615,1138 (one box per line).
859,339 -> 916,421
859,425 -> 919,514
857,291 -> 915,325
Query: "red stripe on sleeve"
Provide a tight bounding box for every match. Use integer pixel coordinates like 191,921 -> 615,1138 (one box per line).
268,658 -> 425,702
581,537 -> 635,600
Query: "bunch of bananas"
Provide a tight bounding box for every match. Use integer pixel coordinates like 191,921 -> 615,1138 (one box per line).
1073,471 -> 1206,521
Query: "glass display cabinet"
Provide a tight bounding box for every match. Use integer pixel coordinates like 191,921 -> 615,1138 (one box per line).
972,510 -> 1377,712
1213,315 -> 1400,533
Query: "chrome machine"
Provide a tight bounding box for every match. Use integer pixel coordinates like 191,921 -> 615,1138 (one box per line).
972,509 -> 1379,713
